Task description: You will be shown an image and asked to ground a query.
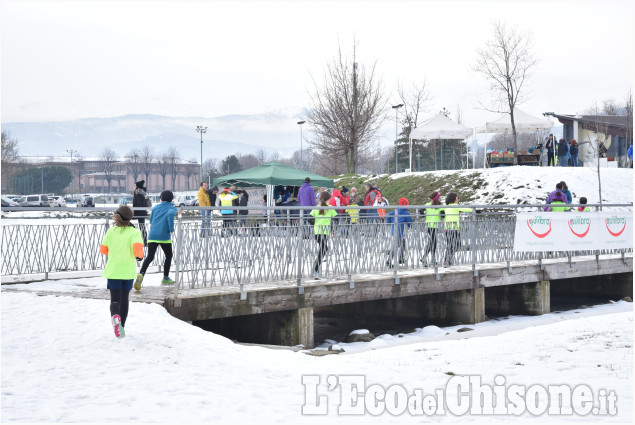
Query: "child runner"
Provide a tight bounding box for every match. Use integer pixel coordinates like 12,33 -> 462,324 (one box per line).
544,190 -> 569,212
310,191 -> 337,279
99,205 -> 144,338
577,197 -> 590,212
346,195 -> 362,224
135,190 -> 177,289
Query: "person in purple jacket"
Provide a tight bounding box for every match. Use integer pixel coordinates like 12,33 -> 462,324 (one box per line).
297,177 -> 316,228
546,182 -> 571,205
297,177 -> 316,209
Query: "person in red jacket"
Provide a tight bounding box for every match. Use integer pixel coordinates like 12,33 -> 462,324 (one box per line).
339,186 -> 350,213
364,181 -> 381,221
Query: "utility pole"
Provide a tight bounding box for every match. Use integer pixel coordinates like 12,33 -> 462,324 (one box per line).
66,149 -> 78,196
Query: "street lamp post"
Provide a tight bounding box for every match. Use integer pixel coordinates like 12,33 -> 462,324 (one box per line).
66,149 -> 78,197
297,120 -> 305,169
392,104 -> 403,173
196,125 -> 207,182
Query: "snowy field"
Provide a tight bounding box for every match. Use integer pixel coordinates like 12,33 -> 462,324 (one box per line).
1,288 -> 632,423
1,166 -> 633,422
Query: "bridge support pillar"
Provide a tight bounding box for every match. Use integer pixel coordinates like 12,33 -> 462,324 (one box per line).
193,307 -> 314,348
440,287 -> 486,324
486,281 -> 550,316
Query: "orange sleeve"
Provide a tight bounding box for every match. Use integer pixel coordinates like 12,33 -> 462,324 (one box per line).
99,244 -> 109,255
133,242 -> 144,259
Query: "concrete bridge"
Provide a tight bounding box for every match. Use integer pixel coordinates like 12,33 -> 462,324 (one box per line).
2,205 -> 632,348
163,253 -> 632,348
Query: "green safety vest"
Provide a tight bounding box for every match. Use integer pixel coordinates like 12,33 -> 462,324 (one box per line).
423,202 -> 443,228
444,203 -> 473,230
550,201 -> 569,212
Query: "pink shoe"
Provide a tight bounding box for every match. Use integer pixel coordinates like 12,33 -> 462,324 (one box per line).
111,314 -> 125,339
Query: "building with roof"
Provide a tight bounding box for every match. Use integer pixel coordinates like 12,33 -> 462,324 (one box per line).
543,112 -> 632,167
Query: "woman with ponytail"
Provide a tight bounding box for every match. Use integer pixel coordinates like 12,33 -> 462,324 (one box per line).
420,191 -> 443,267
99,205 -> 144,338
310,191 -> 337,279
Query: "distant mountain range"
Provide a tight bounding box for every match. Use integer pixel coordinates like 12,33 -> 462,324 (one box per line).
2,109 -> 562,163
1,108 -> 312,161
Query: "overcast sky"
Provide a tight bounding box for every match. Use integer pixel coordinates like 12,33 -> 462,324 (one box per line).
1,0 -> 633,131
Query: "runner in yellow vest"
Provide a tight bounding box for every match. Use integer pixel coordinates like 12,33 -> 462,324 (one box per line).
420,191 -> 444,267
310,191 -> 337,279
443,192 -> 473,267
99,205 -> 144,338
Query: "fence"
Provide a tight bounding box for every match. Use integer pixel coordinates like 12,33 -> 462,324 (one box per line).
1,204 -> 632,300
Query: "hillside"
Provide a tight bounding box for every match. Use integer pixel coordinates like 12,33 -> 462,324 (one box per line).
332,166 -> 633,207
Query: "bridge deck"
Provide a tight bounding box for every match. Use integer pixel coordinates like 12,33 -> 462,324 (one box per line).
3,254 -> 631,323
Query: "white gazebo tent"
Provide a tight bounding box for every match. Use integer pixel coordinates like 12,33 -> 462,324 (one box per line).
409,112 -> 474,171
476,108 -> 554,166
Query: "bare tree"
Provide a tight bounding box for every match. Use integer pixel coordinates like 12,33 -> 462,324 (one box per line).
202,158 -> 222,182
602,98 -> 620,115
238,153 -> 260,170
166,146 -> 181,190
183,158 -> 198,191
125,149 -> 143,184
100,147 -> 118,193
473,21 -> 538,165
307,39 -> 386,174
580,102 -> 610,209
396,80 -> 432,171
397,81 -> 431,130
1,132 -> 22,192
139,145 -> 154,190
255,149 -> 269,165
157,152 -> 171,191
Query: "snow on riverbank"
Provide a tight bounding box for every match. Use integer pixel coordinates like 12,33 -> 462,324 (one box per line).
345,166 -> 633,207
1,287 -> 632,423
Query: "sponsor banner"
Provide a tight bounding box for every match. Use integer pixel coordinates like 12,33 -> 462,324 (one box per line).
513,211 -> 632,252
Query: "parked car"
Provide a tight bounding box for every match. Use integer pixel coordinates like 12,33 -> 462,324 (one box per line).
79,196 -> 95,207
19,194 -> 51,207
174,194 -> 198,207
49,196 -> 66,207
1,196 -> 21,207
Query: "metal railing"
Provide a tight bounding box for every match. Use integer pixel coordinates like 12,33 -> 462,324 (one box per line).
1,204 -> 632,299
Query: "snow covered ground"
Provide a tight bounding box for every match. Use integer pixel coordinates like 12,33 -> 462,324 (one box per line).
1,286 -> 632,423
356,165 -> 633,208
1,166 -> 633,422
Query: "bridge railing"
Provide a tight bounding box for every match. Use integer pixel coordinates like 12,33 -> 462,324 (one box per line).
1,204 -> 632,296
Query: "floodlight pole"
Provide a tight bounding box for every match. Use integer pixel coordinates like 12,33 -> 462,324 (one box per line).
196,125 -> 208,182
297,120 -> 305,170
392,104 -> 403,173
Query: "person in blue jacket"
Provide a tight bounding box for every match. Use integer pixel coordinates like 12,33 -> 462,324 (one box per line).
385,197 -> 414,267
135,190 -> 178,289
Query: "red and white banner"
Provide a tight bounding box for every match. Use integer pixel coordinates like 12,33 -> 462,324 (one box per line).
513,211 -> 633,252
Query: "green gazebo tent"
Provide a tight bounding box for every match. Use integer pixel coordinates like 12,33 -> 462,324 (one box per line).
213,161 -> 333,207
